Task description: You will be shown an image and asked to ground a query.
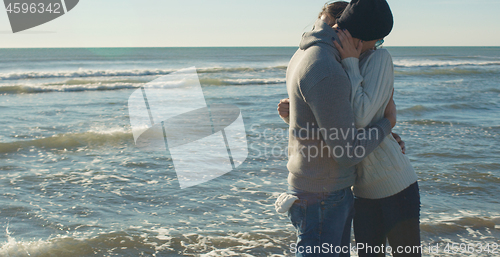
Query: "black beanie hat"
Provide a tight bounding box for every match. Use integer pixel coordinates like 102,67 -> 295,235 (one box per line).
336,0 -> 394,41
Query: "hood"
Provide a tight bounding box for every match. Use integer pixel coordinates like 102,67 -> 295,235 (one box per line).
299,19 -> 341,51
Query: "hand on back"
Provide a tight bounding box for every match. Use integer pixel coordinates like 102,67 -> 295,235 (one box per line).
278,98 -> 290,118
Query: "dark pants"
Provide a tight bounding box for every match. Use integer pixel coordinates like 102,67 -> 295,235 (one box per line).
354,182 -> 421,257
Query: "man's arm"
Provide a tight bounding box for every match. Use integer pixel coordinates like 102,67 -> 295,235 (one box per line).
305,75 -> 395,168
279,93 -> 406,154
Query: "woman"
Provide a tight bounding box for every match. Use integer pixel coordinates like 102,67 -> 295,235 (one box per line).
318,1 -> 349,27
277,1 -> 421,256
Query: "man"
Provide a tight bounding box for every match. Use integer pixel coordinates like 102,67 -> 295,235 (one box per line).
284,0 -> 396,256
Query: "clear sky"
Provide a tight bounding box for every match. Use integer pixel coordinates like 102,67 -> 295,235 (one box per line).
0,0 -> 499,48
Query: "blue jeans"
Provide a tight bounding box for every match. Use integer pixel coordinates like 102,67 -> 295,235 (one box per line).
288,186 -> 354,257
353,182 -> 421,257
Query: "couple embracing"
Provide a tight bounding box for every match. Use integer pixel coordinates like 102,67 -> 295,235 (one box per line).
275,0 -> 421,256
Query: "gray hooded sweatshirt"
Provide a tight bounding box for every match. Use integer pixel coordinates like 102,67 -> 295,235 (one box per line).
286,19 -> 392,193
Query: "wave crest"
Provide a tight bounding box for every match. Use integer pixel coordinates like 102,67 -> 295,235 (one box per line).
0,78 -> 285,95
421,216 -> 498,236
394,60 -> 500,68
0,83 -> 141,94
0,66 -> 287,81
395,68 -> 499,76
0,129 -> 133,154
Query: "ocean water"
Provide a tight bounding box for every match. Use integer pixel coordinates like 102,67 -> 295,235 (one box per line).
0,47 -> 499,256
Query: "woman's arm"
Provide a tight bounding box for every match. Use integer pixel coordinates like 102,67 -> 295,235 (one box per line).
341,49 -> 395,128
333,30 -> 395,128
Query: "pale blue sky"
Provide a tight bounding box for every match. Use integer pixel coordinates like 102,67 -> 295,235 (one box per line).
0,0 -> 499,47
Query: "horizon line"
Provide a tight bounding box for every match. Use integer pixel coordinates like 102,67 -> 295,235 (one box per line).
1,46 -> 499,49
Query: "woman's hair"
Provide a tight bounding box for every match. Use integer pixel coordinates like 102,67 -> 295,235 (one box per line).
318,1 -> 349,21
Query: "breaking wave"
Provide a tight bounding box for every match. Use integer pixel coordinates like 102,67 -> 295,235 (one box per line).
0,66 -> 287,81
0,129 -> 133,154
